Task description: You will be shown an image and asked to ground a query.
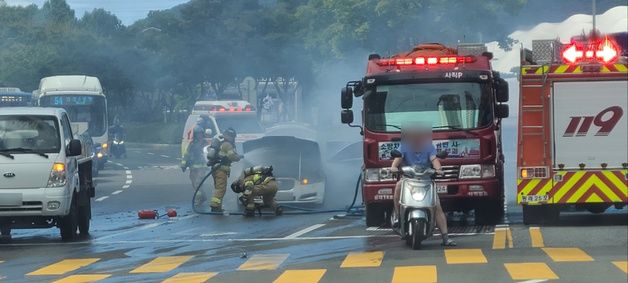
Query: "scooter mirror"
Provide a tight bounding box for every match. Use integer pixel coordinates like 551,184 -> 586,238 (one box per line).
390,149 -> 402,158
436,151 -> 448,159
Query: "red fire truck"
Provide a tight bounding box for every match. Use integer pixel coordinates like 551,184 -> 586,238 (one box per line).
341,43 -> 510,226
518,32 -> 628,224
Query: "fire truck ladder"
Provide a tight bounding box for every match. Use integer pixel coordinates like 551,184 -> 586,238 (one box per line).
519,66 -> 551,167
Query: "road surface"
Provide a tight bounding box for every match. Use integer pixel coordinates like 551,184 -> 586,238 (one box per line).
1,144 -> 626,283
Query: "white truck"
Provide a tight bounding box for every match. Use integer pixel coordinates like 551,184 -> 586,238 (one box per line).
0,107 -> 94,241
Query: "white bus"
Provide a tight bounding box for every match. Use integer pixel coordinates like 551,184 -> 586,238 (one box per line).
36,76 -> 109,169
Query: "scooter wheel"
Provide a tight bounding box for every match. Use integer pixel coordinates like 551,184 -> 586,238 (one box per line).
408,219 -> 426,250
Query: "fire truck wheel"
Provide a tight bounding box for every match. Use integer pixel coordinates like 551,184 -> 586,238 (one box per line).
365,204 -> 385,227
475,200 -> 504,225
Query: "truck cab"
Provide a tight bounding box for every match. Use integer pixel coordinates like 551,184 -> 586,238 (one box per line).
0,107 -> 94,241
341,43 -> 509,226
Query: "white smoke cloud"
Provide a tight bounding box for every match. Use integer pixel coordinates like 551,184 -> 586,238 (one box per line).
489,6 -> 628,73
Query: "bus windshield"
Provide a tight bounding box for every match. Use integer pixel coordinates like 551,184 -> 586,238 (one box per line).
39,95 -> 107,137
364,82 -> 493,132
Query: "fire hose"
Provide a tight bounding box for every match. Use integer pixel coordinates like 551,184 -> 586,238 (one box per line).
191,164 -> 364,216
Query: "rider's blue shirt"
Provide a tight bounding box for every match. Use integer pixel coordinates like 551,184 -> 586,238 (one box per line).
398,141 -> 436,168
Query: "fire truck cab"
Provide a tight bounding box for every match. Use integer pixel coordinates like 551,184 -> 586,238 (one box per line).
518,32 -> 628,224
341,43 -> 509,226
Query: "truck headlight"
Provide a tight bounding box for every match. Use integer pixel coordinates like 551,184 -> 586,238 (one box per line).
364,168 -> 396,183
47,163 -> 67,187
459,164 -> 495,179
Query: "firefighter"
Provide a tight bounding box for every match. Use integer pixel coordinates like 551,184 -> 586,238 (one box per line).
209,128 -> 242,212
231,166 -> 283,217
181,125 -> 211,207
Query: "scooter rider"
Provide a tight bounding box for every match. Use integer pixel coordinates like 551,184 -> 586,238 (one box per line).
181,125 -> 211,208
391,124 -> 456,246
209,128 -> 242,212
231,166 -> 283,217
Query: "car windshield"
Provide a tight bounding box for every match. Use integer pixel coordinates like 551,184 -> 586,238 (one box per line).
0,115 -> 61,153
39,95 -> 107,137
216,116 -> 263,133
364,82 -> 493,132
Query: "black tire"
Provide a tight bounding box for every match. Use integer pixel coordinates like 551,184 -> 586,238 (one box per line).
408,219 -> 426,250
475,200 -> 505,225
586,204 -> 609,214
60,197 -> 79,241
78,200 -> 91,236
365,203 -> 385,227
0,226 -> 10,236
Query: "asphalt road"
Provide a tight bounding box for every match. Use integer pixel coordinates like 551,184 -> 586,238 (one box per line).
0,144 -> 626,283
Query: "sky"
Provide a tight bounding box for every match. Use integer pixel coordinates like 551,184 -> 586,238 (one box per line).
5,0 -> 189,25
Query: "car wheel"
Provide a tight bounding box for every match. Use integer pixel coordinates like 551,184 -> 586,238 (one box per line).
60,197 -> 79,241
78,200 -> 91,236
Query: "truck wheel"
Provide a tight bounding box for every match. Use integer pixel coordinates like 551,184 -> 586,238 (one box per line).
60,198 -> 79,241
475,200 -> 504,225
78,200 -> 91,236
365,203 -> 385,227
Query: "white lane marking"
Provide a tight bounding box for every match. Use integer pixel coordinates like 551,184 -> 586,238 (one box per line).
200,232 -> 238,237
95,196 -> 109,202
126,175 -> 133,179
284,224 -> 326,239
147,152 -> 155,155
111,190 -> 123,195
518,280 -> 548,283
123,167 -> 129,170
125,180 -> 132,184
125,170 -> 131,175
160,155 -> 170,158
122,185 -> 130,189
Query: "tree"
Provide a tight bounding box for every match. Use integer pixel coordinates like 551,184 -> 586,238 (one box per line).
42,0 -> 75,24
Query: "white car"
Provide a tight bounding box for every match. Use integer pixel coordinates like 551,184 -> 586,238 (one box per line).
0,107 -> 93,241
242,136 -> 325,204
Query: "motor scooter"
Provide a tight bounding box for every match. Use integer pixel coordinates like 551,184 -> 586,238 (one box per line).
390,150 -> 440,249
110,134 -> 126,158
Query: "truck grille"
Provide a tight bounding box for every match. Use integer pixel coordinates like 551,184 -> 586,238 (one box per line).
435,165 -> 459,181
0,201 -> 43,212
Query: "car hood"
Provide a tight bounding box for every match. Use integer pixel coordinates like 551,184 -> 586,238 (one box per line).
0,154 -> 60,189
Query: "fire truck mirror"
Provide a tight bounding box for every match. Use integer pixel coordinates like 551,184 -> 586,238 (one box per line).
341,109 -> 354,124
496,104 -> 509,119
341,87 -> 353,109
496,78 -> 509,103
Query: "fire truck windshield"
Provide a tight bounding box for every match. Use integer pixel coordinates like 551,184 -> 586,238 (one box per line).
364,82 -> 493,132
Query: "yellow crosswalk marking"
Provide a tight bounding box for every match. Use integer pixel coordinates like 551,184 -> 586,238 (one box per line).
504,262 -> 559,280
52,274 -> 111,283
162,272 -> 218,283
130,256 -> 193,273
340,251 -> 384,268
492,228 -> 513,249
542,248 -> 594,262
444,249 -> 487,264
238,254 -> 289,271
529,227 -> 544,247
27,258 -> 101,276
391,265 -> 437,283
273,269 -> 326,283
612,261 -> 628,273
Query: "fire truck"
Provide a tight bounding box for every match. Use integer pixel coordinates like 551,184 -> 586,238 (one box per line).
341,43 -> 510,226
518,32 -> 628,224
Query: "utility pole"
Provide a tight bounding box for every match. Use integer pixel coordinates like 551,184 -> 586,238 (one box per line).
592,0 -> 597,33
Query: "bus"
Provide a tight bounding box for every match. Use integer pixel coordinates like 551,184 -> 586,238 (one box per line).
0,87 -> 32,107
36,75 -> 109,169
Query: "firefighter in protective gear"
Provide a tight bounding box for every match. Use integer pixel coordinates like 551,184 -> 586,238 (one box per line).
181,126 -> 211,208
210,127 -> 242,212
231,166 -> 282,217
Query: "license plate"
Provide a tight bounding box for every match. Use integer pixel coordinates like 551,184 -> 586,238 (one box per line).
436,184 -> 447,193
521,195 -> 549,203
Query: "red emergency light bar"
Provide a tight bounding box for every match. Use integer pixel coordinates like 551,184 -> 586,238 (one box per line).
376,55 -> 476,66
211,105 -> 253,112
561,37 -> 620,64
